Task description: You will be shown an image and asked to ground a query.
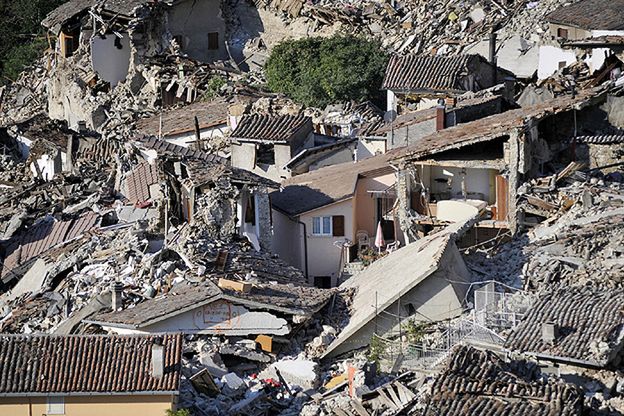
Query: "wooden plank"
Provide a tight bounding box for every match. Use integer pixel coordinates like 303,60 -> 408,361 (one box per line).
218,278 -> 251,293
385,385 -> 403,408
350,400 -> 371,416
333,408 -> 352,416
495,175 -> 508,221
377,389 -> 399,410
395,382 -> 416,401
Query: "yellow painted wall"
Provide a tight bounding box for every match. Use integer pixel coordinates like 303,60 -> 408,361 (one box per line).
0,394 -> 174,416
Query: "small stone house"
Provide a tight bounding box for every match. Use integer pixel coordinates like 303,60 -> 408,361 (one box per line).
230,113 -> 315,182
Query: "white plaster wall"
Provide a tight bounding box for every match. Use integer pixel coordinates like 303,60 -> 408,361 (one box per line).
271,209 -> 304,272
356,138 -> 386,161
163,125 -> 228,148
300,199 -> 354,285
91,35 -> 131,87
387,90 -> 397,113
538,45 -> 577,80
110,300 -> 290,336
429,166 -> 496,203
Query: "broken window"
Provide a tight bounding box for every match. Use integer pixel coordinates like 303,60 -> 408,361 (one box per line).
208,32 -> 219,50
245,194 -> 256,225
173,35 -> 184,49
314,276 -> 332,288
557,27 -> 569,39
256,143 -> 275,165
60,30 -> 79,58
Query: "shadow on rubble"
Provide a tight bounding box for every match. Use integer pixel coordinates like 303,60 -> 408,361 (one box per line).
224,0 -> 265,72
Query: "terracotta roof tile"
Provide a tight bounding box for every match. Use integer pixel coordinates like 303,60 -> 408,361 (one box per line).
125,163 -> 160,204
425,346 -> 583,416
545,0 -> 624,30
0,334 -> 182,395
504,286 -> 624,366
382,54 -> 478,92
232,114 -> 312,142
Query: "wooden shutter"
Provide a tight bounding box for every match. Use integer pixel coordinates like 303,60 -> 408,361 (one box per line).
332,215 -> 345,237
495,175 -> 508,221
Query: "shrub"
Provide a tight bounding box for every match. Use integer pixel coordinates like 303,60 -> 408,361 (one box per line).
265,35 -> 388,107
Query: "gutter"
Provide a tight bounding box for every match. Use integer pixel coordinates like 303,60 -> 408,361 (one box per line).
297,219 -> 309,280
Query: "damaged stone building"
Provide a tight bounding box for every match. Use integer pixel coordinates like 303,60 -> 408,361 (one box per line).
41,0 -> 230,130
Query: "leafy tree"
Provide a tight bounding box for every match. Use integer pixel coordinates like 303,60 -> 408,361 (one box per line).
166,409 -> 192,416
265,35 -> 388,107
0,0 -> 65,83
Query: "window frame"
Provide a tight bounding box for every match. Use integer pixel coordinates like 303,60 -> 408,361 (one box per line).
312,216 -> 332,236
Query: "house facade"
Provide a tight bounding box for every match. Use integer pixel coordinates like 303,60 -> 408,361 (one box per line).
538,0 -> 624,79
0,334 -> 182,416
271,153 -> 403,287
382,54 -> 512,115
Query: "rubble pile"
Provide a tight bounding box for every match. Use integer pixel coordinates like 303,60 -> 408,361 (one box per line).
253,0 -> 579,56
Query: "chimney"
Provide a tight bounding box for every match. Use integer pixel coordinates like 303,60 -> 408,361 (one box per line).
111,282 -> 123,311
489,32 -> 498,84
542,322 -> 558,344
151,336 -> 164,379
77,121 -> 87,133
435,105 -> 445,131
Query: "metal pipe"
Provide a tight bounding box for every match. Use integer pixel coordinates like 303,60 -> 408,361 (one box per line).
297,220 -> 309,281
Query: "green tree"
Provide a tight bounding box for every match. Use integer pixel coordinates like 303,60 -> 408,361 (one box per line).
0,0 -> 65,83
265,35 -> 388,107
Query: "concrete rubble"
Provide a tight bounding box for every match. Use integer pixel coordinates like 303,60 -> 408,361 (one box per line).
0,0 -> 623,413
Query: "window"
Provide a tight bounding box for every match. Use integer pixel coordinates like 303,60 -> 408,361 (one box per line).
557,27 -> 569,39
173,34 -> 184,49
47,396 -> 65,415
312,215 -> 345,237
208,32 -> 219,50
314,276 -> 332,288
558,61 -> 567,70
256,143 -> 275,165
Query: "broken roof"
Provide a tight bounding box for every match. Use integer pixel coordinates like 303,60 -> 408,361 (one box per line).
393,87 -> 606,163
284,138 -> 356,171
89,281 -> 333,329
1,212 -> 99,282
231,114 -> 312,143
424,346 -> 583,416
271,150 -> 396,216
0,333 -> 182,395
545,0 -> 624,31
374,107 -> 439,135
382,54 -> 486,92
42,0 -> 153,32
135,98 -> 230,138
504,286 -> 624,367
574,134 -> 624,144
323,219 -> 474,358
124,162 -> 160,204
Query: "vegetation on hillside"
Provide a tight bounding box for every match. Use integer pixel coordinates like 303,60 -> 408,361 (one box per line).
265,35 -> 389,108
0,0 -> 65,84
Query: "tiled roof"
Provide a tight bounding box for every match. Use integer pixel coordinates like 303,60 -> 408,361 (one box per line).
424,346 -> 583,416
0,334 -> 182,395
76,138 -> 121,166
393,87 -> 605,162
382,54 -> 480,92
124,163 -> 160,204
135,98 -> 230,138
504,286 -> 624,366
41,0 -> 93,31
270,151 -> 396,216
574,135 -> 624,144
545,0 -> 624,30
90,281 -> 332,328
135,136 -> 223,163
1,212 -> 99,282
563,35 -> 624,47
231,114 -> 312,142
